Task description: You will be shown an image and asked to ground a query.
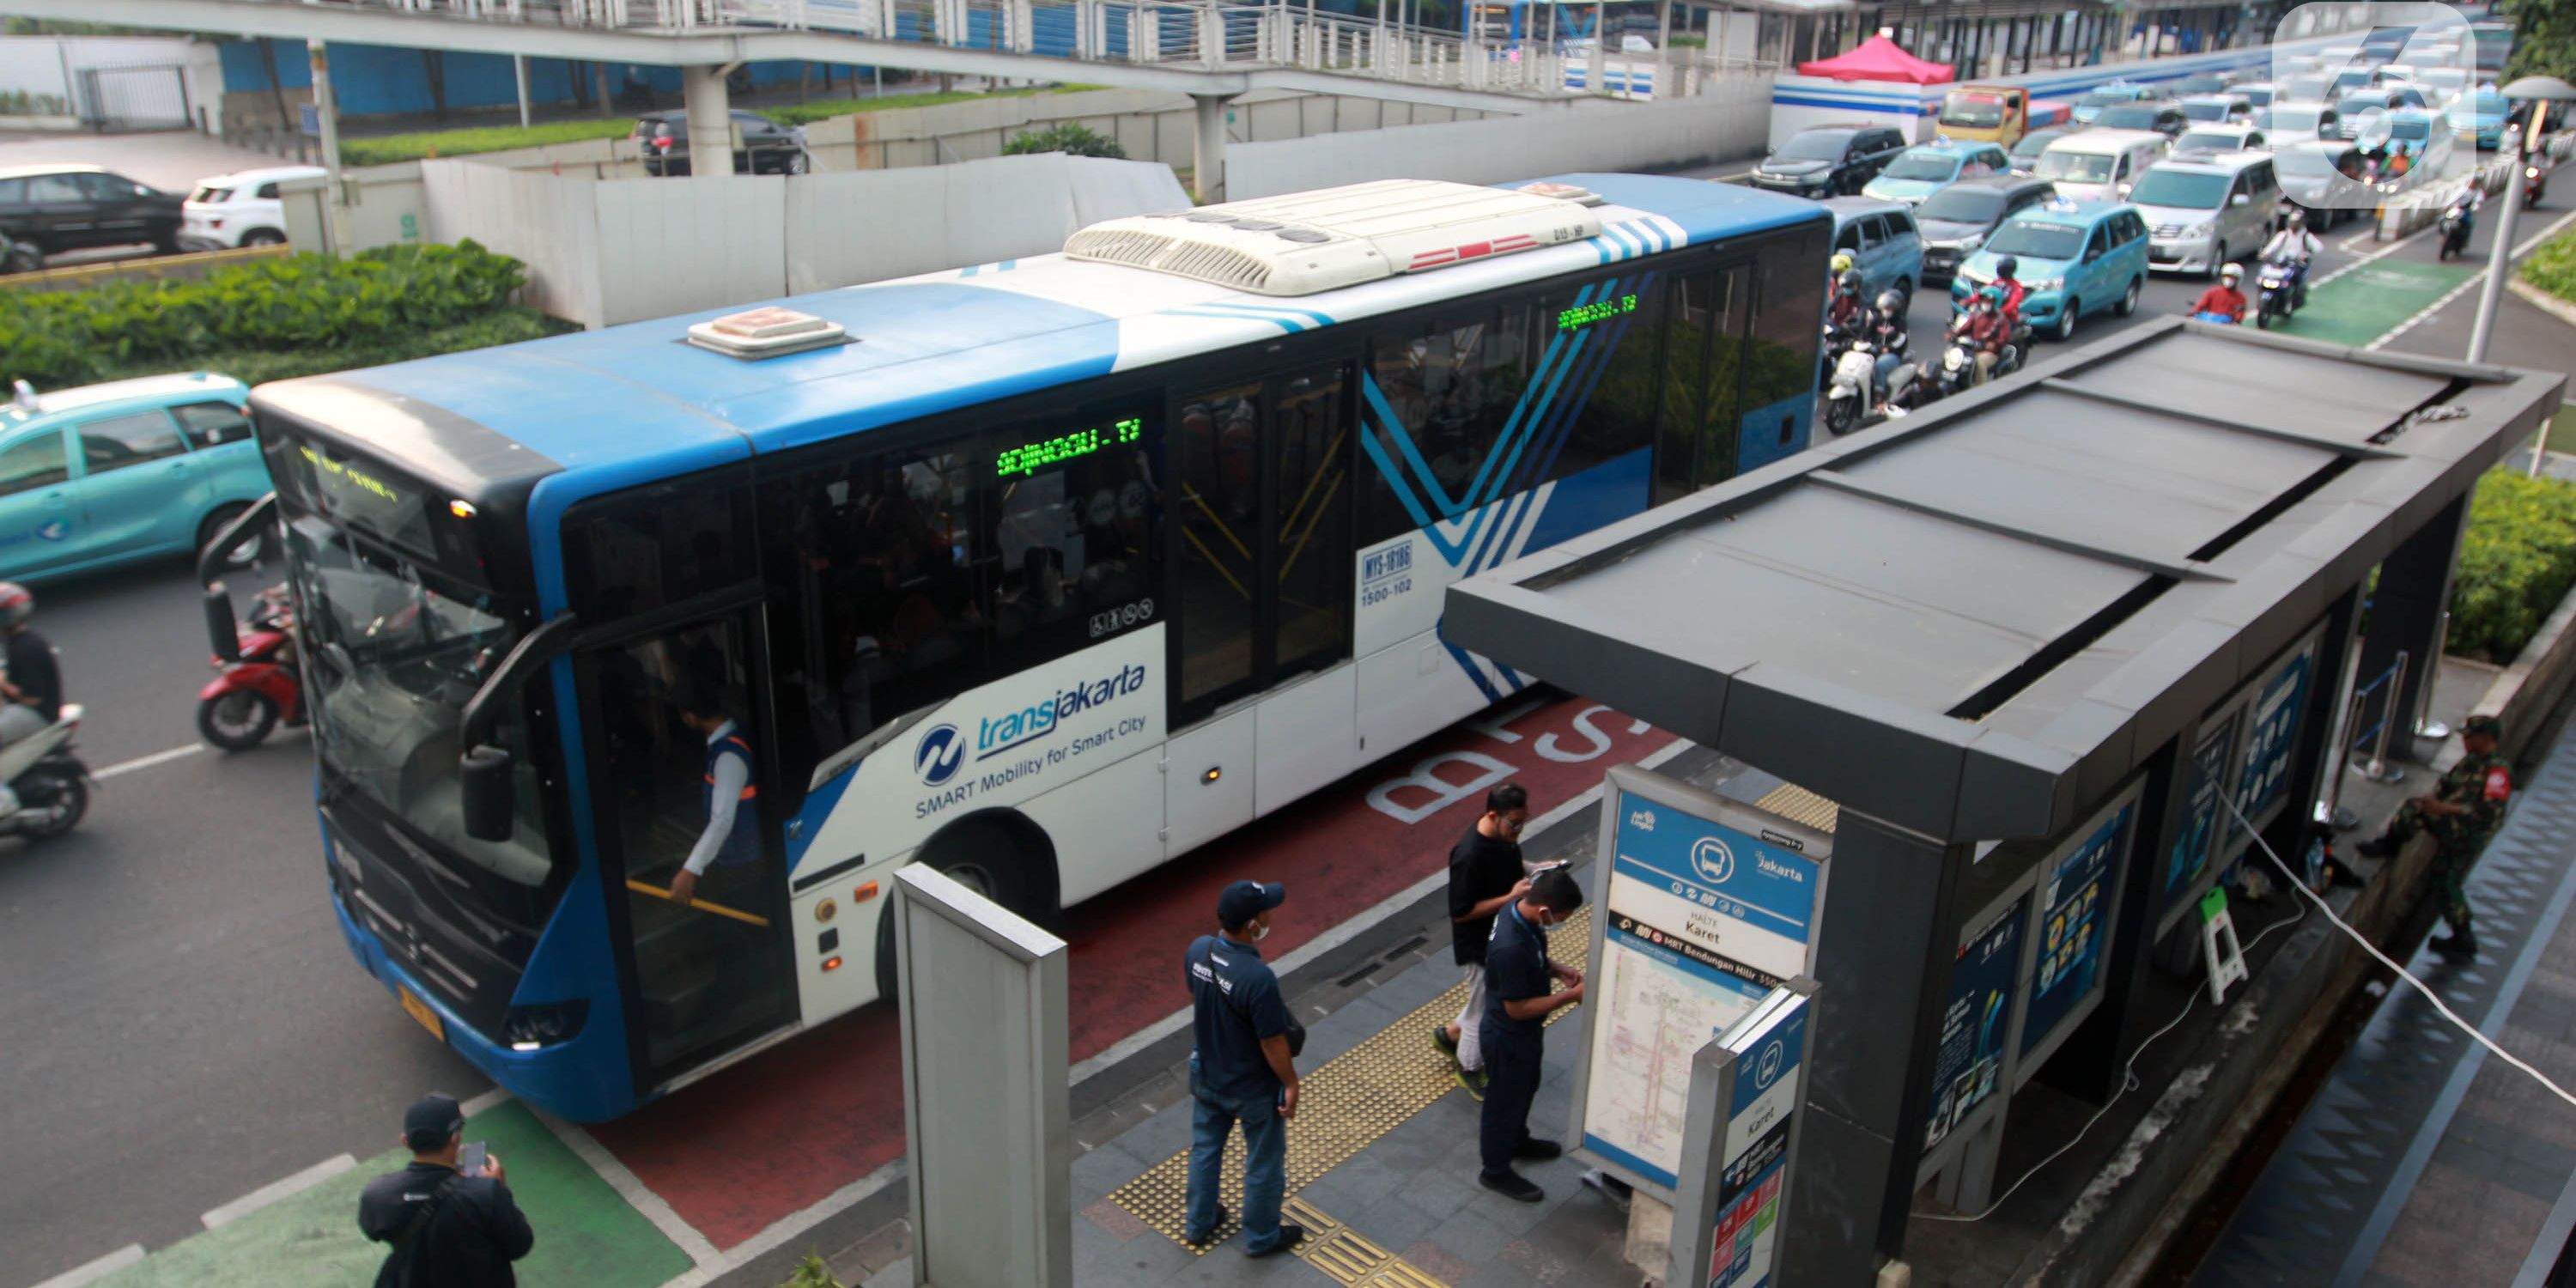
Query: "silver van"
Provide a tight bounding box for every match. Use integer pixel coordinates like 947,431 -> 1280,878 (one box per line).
2129,151 -> 2281,277
2031,129 -> 2170,203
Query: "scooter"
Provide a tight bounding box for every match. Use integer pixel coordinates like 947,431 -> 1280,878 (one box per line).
2439,198 -> 2473,260
197,582 -> 302,751
1823,342 -> 1878,435
0,703 -> 91,839
2253,255 -> 2304,329
2528,161 -> 2550,208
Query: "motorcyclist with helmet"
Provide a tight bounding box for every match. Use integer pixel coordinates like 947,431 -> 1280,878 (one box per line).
2259,210 -> 2322,307
1951,286 -> 2010,385
1863,289 -> 1911,394
1826,265 -> 1869,336
2190,263 -> 2249,324
0,582 -> 62,746
1989,255 -> 2028,337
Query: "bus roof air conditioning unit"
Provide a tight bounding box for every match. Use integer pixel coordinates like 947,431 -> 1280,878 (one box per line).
1064,179 -> 1606,297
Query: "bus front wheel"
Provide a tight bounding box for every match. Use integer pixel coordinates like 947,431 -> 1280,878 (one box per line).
874,815 -> 1054,1001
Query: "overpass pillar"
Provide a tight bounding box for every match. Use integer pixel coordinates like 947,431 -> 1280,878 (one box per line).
1191,94 -> 1230,204
306,39 -> 346,255
683,64 -> 733,179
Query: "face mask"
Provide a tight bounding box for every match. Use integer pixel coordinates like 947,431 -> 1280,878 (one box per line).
1253,920 -> 1272,942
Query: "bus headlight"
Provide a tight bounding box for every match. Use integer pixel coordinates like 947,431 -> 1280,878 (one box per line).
501,999 -> 591,1051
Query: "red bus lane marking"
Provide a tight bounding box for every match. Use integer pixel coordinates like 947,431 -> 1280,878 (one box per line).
589,695 -> 1659,1249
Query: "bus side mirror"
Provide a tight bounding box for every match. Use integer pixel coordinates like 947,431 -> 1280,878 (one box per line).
462,744 -> 515,842
205,584 -> 241,663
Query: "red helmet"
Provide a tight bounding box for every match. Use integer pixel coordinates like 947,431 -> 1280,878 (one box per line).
0,581 -> 29,631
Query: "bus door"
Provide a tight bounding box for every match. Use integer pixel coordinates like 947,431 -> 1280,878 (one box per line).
1651,262 -> 1754,506
578,610 -> 799,1091
1169,363 -> 1358,825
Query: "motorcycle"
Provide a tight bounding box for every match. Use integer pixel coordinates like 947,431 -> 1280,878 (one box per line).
2528,161 -> 2550,208
197,582 -> 302,751
1823,343 -> 1878,435
0,703 -> 91,840
2253,255 -> 2305,329
2439,199 -> 2473,260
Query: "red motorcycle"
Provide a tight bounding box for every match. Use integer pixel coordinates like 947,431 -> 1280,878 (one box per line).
197,583 -> 302,750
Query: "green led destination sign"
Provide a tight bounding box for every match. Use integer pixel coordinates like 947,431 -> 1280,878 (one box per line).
1557,294 -> 1640,332
996,416 -> 1144,478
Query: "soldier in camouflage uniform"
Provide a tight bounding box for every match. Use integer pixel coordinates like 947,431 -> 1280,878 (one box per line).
2357,714 -> 2512,960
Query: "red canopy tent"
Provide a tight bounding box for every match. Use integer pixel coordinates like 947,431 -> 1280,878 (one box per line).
1795,34 -> 1955,84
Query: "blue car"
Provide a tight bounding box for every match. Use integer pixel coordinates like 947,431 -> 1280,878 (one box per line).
0,372 -> 269,583
2466,88 -> 2508,150
1862,140 -> 2014,205
1951,199 -> 2151,342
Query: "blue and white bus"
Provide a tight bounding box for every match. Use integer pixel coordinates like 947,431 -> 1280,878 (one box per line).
244,173 -> 1827,1121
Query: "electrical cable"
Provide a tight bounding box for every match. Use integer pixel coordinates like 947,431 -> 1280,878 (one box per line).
1915,874 -> 2309,1224
2222,792 -> 2576,1110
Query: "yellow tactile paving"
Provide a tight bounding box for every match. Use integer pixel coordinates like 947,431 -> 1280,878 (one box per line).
1754,782 -> 1841,835
1108,909 -> 1596,1284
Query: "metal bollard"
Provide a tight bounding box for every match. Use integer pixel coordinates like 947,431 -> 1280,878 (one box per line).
2318,686 -> 2370,829
2415,609 -> 2452,740
2358,651 -> 2409,784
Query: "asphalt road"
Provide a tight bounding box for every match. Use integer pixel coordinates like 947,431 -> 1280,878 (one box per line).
0,561 -> 487,1285
2,174 -> 2567,1288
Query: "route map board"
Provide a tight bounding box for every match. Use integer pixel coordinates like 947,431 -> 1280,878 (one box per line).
1570,766 -> 1832,1197
1924,890 -> 2026,1154
2020,789 -> 2140,1072
2160,703 -> 2246,929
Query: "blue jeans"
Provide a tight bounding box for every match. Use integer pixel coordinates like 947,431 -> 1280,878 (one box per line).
1184,1057 -> 1288,1251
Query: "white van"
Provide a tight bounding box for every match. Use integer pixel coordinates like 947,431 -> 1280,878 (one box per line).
2031,130 -> 2171,203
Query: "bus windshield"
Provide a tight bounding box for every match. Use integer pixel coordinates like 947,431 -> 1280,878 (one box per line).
285,513 -> 554,886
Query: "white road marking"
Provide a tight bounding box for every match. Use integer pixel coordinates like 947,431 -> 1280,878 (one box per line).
199,1153 -> 355,1230
2365,205 -> 2576,351
93,743 -> 204,780
24,1244 -> 143,1288
461,1085 -> 514,1117
530,1106 -> 725,1270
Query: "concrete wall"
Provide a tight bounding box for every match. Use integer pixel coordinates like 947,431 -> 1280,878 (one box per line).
1224,82 -> 1774,200
416,151 -> 1185,328
0,36 -> 222,131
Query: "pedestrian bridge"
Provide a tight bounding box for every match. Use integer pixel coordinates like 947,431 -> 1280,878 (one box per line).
3,0 -> 1590,111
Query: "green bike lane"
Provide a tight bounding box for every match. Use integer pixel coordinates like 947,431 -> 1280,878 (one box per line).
2263,254 -> 2478,348
82,1101 -> 692,1288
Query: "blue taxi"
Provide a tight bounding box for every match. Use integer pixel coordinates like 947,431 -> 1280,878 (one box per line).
2464,86 -> 2508,150
1950,198 -> 2151,343
0,372 -> 270,583
1861,140 -> 2014,205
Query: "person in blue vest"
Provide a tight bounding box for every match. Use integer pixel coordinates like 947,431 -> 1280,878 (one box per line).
1479,866 -> 1586,1202
667,689 -> 759,908
1182,879 -> 1306,1257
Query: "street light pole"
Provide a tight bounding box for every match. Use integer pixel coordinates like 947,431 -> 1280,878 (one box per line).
2464,125 -> 2524,366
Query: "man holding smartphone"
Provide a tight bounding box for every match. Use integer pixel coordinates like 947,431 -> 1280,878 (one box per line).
359,1093 -> 536,1286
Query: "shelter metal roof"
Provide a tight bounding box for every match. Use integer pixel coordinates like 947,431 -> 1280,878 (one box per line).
1443,319 -> 2564,843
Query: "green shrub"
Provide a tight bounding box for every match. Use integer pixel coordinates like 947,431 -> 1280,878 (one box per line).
1002,121 -> 1127,159
781,1252 -> 845,1288
340,119 -> 641,167
1,240 -> 529,389
2449,469 -> 2576,662
93,307 -> 575,387
2523,227 -> 2576,310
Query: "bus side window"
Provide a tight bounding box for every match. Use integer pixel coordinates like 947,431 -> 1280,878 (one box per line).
986,407 -> 1164,672
566,479 -> 757,625
1358,300 -> 1534,544
1538,277 -> 1665,488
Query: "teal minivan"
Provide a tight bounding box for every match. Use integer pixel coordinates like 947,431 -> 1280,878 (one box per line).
1950,198 -> 2152,342
0,372 -> 269,583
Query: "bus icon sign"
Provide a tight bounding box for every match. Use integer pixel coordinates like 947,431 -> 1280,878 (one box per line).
1692,835 -> 1734,885
915,724 -> 965,786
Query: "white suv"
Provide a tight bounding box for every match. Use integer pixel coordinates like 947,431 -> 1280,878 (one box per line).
180,166 -> 324,250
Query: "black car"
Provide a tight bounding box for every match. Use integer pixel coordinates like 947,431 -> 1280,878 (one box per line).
634,110 -> 811,177
1911,175 -> 2058,282
1747,125 -> 1911,198
2092,103 -> 2190,138
0,165 -> 182,260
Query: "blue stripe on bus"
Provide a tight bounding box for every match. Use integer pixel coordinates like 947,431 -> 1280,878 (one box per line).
1162,307 -> 1309,333
1444,640 -> 1508,704
1358,376 -> 1471,520
1193,300 -> 1337,330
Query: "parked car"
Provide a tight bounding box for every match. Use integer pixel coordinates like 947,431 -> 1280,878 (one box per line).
2130,151 -> 2280,277
1861,140 -> 2012,204
180,166 -> 324,251
2274,138 -> 2369,228
2463,86 -> 2509,149
1953,199 -> 2150,342
2032,129 -> 2171,202
1911,174 -> 2058,283
0,374 -> 269,584
2174,123 -> 2270,157
2093,102 -> 2190,139
1935,84 -> 2035,145
1821,196 -> 1925,308
0,165 -> 182,262
2180,93 -> 2256,125
634,109 -> 812,177
2009,127 -> 2078,176
2263,100 -> 2342,146
2070,82 -> 2159,125
1748,125 -> 1910,197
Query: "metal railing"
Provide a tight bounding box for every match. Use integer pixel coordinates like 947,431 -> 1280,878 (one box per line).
339,0 -> 1590,96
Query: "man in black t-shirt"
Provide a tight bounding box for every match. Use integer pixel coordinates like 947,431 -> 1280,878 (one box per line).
1434,784 -> 1532,1098
1479,866 -> 1586,1203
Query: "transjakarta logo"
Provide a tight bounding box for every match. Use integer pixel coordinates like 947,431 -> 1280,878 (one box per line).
973,662 -> 1149,762
915,724 -> 965,786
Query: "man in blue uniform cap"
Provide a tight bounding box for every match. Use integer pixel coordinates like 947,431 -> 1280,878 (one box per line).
1182,878 -> 1306,1256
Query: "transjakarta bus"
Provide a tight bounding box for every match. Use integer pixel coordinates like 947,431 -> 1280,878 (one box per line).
244,173 -> 1827,1121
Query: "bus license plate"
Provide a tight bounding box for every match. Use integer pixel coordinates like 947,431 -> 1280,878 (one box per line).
398,986 -> 446,1042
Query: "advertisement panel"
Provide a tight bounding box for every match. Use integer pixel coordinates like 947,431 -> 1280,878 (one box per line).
2160,705 -> 2246,927
1924,892 -> 2025,1153
2020,797 -> 2137,1064
1572,767 -> 1832,1196
1707,994 -> 1808,1288
2231,631 -> 2322,847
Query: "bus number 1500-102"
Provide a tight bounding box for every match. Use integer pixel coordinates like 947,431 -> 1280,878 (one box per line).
1089,598 -> 1155,639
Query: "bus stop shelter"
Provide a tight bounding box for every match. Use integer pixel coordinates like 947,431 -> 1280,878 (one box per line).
1442,318 -> 2564,1282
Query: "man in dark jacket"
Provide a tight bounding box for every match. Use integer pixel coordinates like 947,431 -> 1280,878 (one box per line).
359,1093 -> 535,1287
